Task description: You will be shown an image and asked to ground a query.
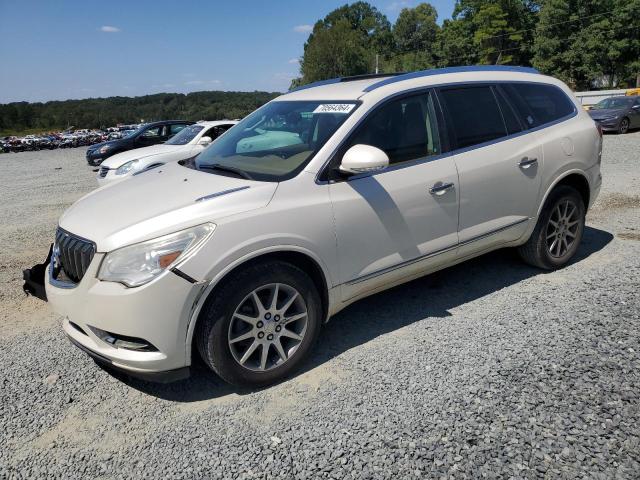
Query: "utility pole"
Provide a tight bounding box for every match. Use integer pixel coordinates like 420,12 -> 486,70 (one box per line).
375,54 -> 379,74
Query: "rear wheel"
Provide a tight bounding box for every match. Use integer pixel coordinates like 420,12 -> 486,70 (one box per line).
618,117 -> 630,134
518,185 -> 585,270
196,261 -> 322,387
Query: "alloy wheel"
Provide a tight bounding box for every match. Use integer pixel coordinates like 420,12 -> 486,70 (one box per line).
546,199 -> 580,258
228,283 -> 308,372
620,118 -> 629,134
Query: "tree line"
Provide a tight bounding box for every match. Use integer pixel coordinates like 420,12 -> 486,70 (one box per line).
0,91 -> 279,136
292,0 -> 640,91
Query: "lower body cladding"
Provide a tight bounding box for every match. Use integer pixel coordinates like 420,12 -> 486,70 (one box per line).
45,254 -> 203,382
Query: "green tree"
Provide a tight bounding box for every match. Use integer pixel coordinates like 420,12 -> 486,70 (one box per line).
437,0 -> 539,66
293,2 -> 392,87
386,3 -> 440,71
533,0 -> 640,89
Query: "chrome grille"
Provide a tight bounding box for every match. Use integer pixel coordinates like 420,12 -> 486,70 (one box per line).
53,228 -> 96,284
99,166 -> 109,178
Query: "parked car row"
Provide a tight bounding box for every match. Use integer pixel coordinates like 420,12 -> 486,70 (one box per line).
0,124 -> 145,154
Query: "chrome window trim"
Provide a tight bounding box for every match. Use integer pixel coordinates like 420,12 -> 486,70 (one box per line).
315,80 -> 578,185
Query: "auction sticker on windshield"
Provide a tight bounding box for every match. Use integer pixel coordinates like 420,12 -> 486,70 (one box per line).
313,104 -> 356,114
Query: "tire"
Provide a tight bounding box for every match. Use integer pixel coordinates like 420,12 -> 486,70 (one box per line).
618,117 -> 630,134
518,185 -> 585,270
196,260 -> 322,387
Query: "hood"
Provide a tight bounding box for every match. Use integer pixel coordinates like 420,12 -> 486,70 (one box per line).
588,108 -> 626,119
88,139 -> 117,150
101,144 -> 183,168
59,162 -> 277,252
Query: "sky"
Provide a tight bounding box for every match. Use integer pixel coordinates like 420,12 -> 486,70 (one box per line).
0,0 -> 456,103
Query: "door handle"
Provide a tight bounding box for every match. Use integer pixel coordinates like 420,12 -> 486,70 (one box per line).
429,181 -> 454,196
518,157 -> 538,169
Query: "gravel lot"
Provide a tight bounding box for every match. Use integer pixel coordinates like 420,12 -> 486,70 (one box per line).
1,134 -> 639,479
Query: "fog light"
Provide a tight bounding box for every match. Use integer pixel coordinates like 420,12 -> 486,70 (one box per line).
88,326 -> 158,351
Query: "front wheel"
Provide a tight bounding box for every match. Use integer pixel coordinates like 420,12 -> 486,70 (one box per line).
518,185 -> 585,270
196,261 -> 322,387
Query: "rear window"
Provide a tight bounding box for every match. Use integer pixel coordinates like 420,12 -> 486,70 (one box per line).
503,83 -> 575,128
439,85 -> 507,149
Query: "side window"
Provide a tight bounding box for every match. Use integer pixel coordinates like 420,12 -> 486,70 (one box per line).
170,124 -> 187,136
439,85 -> 507,149
504,83 -> 575,127
203,125 -> 231,140
494,86 -> 524,135
348,91 -> 441,165
141,126 -> 162,138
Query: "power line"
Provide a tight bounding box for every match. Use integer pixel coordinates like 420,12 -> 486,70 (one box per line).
469,8 -> 622,44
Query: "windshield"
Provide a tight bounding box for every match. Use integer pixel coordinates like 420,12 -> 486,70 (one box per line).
593,97 -> 633,109
166,125 -> 204,145
194,101 -> 358,181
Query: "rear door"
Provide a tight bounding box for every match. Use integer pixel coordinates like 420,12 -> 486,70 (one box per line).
437,84 -> 543,255
327,90 -> 460,301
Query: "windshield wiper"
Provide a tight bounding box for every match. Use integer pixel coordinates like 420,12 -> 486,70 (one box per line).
198,163 -> 253,180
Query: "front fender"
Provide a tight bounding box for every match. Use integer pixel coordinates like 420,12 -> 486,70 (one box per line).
181,244 -> 336,365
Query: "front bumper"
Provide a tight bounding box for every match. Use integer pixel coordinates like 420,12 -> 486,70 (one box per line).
86,149 -> 106,165
46,254 -> 204,379
96,168 -> 126,187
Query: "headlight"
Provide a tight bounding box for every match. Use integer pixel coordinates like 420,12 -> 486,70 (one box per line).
99,145 -> 111,154
97,224 -> 215,287
116,159 -> 139,175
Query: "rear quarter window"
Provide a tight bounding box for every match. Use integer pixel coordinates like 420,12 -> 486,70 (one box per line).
504,83 -> 575,128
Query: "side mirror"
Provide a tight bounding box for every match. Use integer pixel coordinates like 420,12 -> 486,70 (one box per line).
198,136 -> 212,146
339,144 -> 389,175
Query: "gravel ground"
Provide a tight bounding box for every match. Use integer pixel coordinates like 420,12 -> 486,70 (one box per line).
1,134 -> 639,479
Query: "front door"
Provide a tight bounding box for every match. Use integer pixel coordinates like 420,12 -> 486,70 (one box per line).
328,90 -> 460,301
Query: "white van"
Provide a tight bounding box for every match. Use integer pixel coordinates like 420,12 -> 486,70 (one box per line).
32,66 -> 602,387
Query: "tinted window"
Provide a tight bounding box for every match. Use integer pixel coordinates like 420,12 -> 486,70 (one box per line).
348,91 -> 441,165
504,83 -> 575,127
439,86 -> 506,149
141,126 -> 162,138
494,87 -> 523,135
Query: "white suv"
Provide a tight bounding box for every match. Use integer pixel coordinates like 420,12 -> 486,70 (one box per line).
96,120 -> 237,186
39,66 -> 602,387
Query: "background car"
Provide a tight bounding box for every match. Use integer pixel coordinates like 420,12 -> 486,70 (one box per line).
96,120 -> 237,185
86,120 -> 194,166
588,96 -> 640,134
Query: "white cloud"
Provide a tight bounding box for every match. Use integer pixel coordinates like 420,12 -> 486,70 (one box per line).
100,25 -> 121,33
293,24 -> 313,33
288,58 -> 300,64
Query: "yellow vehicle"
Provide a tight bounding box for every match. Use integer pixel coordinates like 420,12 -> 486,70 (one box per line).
626,88 -> 640,96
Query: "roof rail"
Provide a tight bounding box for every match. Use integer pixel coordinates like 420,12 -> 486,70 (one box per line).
289,72 -> 402,93
363,65 -> 540,92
